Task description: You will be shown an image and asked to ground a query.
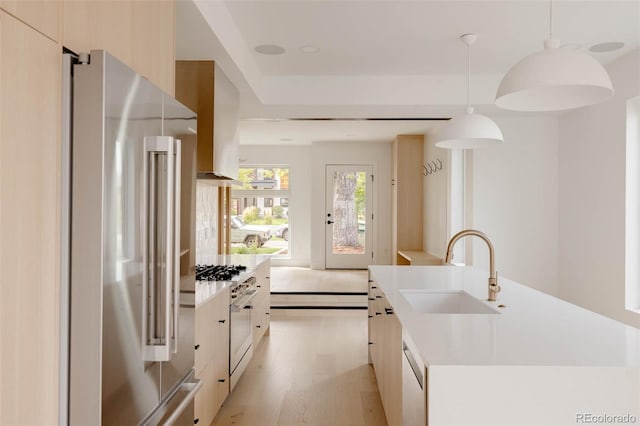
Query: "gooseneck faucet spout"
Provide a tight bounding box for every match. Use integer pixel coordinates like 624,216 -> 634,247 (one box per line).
444,229 -> 500,302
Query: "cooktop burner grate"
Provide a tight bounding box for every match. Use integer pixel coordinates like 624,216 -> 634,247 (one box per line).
195,264 -> 247,282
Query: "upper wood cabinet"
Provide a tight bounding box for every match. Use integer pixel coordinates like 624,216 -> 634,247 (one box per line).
175,61 -> 240,179
391,135 -> 424,263
132,0 -> 175,96
62,0 -> 133,66
62,0 -> 175,95
1,11 -> 60,425
0,0 -> 59,41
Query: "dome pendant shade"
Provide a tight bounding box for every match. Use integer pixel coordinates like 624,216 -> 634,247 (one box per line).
435,107 -> 504,149
495,40 -> 614,111
434,33 -> 504,150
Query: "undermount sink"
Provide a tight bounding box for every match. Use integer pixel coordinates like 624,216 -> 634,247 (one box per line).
400,289 -> 501,314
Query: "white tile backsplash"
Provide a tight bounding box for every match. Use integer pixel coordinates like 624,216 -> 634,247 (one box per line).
195,181 -> 218,265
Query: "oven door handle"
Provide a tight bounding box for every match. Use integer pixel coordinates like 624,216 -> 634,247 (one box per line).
231,290 -> 258,311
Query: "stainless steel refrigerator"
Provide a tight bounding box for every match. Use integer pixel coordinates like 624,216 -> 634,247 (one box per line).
66,50 -> 200,425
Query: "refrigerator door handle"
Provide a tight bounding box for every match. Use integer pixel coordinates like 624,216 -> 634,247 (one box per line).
162,378 -> 201,425
142,136 -> 175,362
171,139 -> 181,354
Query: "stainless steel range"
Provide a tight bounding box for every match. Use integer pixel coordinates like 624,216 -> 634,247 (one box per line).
195,264 -> 257,389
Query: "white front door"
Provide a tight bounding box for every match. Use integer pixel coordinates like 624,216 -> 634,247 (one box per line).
325,165 -> 374,269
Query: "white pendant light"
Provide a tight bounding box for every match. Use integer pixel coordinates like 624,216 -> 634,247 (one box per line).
495,0 -> 614,112
435,33 -> 504,149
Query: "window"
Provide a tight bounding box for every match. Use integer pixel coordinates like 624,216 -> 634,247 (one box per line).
231,167 -> 290,257
626,96 -> 640,313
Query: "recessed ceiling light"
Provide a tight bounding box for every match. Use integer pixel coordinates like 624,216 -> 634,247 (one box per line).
299,45 -> 319,54
255,44 -> 286,55
589,42 -> 625,53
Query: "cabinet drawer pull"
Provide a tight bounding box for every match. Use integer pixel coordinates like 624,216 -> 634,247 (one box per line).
218,379 -> 226,383
218,319 -> 226,323
265,312 -> 270,315
256,325 -> 261,328
371,286 -> 377,289
368,279 -> 373,283
257,285 -> 261,288
375,295 -> 382,299
368,298 -> 375,301
194,418 -> 199,424
368,342 -> 373,345
375,312 -> 382,315
194,344 -> 200,350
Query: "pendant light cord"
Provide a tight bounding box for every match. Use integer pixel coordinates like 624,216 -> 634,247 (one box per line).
549,0 -> 553,40
467,39 -> 471,108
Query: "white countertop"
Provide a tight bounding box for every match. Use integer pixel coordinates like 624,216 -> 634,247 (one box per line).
369,265 -> 640,367
190,254 -> 271,307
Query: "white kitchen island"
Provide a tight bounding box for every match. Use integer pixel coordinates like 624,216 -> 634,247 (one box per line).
368,265 -> 640,426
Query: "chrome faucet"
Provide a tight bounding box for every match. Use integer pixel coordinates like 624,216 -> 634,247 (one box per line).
444,229 -> 500,302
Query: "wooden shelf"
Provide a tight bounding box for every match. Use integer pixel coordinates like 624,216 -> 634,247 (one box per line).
397,250 -> 443,266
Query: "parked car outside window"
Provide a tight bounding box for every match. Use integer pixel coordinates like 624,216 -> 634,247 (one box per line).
230,216 -> 271,247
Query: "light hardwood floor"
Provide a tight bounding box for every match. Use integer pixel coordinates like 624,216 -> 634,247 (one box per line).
211,310 -> 386,426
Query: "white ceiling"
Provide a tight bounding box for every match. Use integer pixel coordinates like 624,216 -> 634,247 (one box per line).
176,0 -> 640,144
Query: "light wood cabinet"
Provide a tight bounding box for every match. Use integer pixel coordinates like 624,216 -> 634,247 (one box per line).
194,362 -> 215,426
382,300 -> 402,426
132,0 -> 175,96
391,135 -> 425,264
194,286 -> 230,426
368,274 -> 402,426
62,0 -> 175,95
0,0 -> 59,41
62,0 -> 133,65
0,11 -> 60,425
252,260 -> 271,348
211,296 -> 230,414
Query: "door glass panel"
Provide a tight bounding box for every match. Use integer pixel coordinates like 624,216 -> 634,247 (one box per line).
331,171 -> 366,255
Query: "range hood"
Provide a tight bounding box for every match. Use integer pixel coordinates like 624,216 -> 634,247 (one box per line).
175,61 -> 240,184
196,171 -> 240,185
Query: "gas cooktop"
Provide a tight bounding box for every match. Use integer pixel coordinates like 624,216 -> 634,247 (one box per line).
195,264 -> 247,282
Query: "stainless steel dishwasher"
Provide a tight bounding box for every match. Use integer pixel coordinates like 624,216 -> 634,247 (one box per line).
402,331 -> 427,426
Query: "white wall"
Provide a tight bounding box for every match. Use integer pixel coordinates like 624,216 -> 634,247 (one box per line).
310,141 -> 392,269
558,49 -> 640,328
468,116 -> 560,297
238,145 -> 312,267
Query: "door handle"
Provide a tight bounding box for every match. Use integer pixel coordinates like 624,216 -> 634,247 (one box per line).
327,220 -> 334,224
142,136 -> 176,362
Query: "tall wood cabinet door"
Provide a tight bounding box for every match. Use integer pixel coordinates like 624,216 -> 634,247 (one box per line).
194,362 -> 215,426
195,300 -> 214,377
383,311 -> 403,426
132,0 -> 175,96
0,0 -> 59,41
0,11 -> 60,425
211,293 -> 230,413
62,0 -> 133,65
